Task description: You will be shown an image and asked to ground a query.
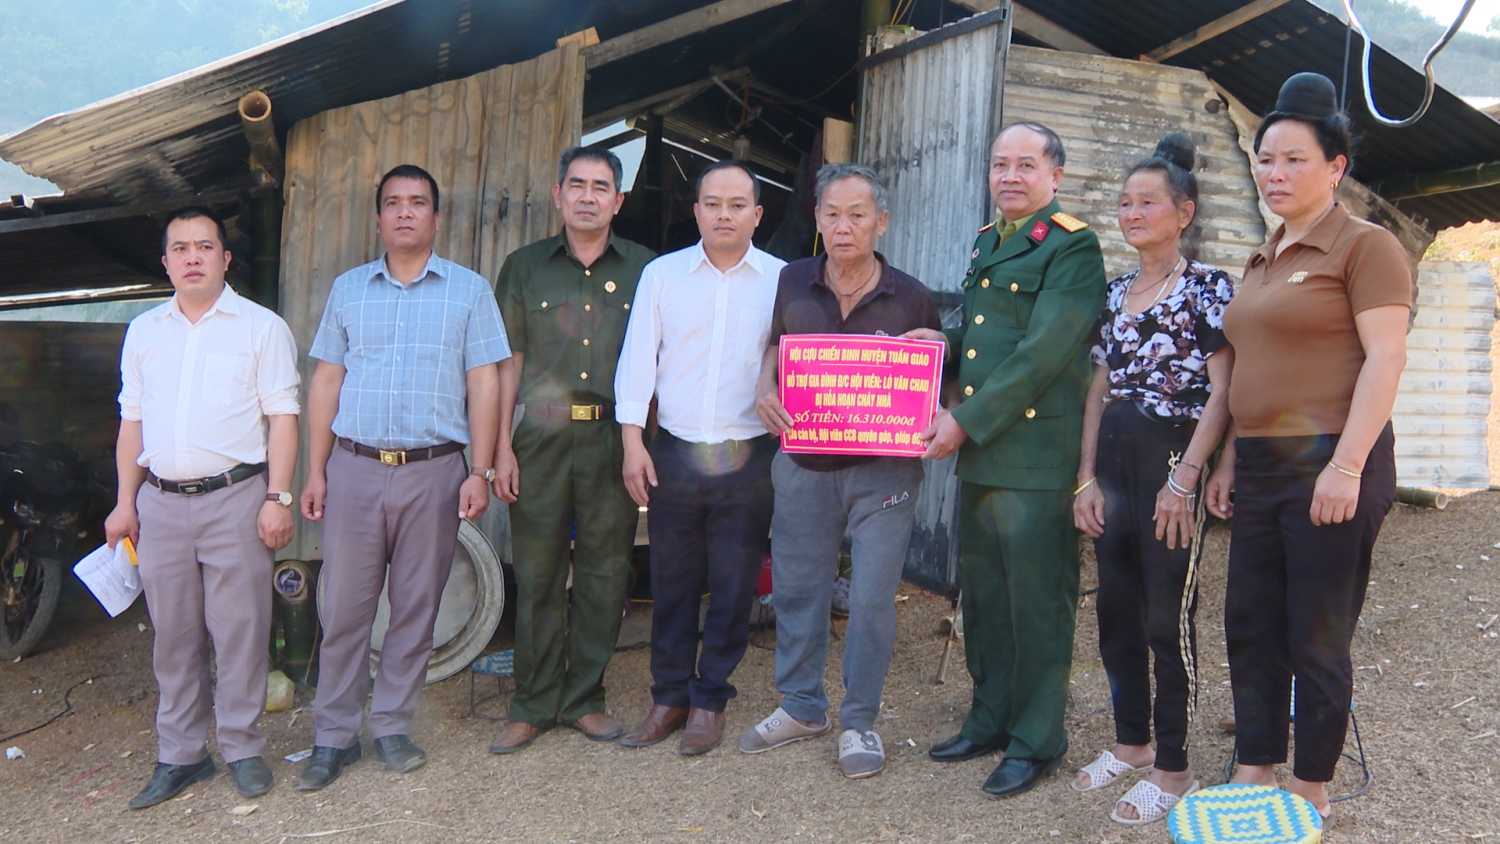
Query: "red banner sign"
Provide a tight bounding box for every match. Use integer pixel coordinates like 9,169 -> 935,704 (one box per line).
778,334 -> 944,457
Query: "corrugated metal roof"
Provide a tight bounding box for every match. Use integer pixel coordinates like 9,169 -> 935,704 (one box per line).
1025,0 -> 1500,230
0,0 -> 720,205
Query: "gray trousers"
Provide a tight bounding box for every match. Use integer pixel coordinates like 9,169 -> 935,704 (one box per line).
312,447 -> 464,747
769,452 -> 924,733
137,473 -> 272,765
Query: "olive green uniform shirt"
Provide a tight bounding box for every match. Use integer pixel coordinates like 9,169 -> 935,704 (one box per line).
495,232 -> 656,406
943,197 -> 1108,490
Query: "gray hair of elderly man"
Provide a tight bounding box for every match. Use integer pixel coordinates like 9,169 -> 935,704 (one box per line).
813,162 -> 889,215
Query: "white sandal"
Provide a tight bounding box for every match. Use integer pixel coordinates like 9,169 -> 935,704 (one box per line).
1110,779 -> 1200,826
1071,750 -> 1152,792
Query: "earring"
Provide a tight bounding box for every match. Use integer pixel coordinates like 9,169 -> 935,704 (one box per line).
1330,181 -> 1340,190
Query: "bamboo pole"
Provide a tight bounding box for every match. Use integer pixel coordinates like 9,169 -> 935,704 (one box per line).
1396,486 -> 1449,510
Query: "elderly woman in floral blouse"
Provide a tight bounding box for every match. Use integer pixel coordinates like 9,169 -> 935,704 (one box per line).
1070,132 -> 1236,826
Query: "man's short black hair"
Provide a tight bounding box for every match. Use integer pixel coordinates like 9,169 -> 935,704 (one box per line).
377,164 -> 441,214
995,121 -> 1067,168
558,146 -> 625,192
160,206 -> 229,256
695,159 -> 761,204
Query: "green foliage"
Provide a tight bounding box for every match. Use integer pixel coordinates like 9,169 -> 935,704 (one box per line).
1314,0 -> 1500,97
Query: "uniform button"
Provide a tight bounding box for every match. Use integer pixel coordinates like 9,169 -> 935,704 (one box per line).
605,281 -> 617,293
623,303 -> 630,310
981,278 -> 990,288
541,301 -> 548,309
582,338 -> 590,346
584,269 -> 592,277
580,372 -> 589,379
1024,407 -> 1037,419
584,304 -> 592,311
973,315 -> 984,325
963,386 -> 974,397
966,349 -> 976,359
1010,282 -> 1019,292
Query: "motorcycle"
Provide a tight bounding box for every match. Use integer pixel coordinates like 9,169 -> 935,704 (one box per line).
0,404 -> 111,659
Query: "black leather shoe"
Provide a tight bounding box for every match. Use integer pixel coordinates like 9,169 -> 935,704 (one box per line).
981,755 -> 1065,798
227,756 -> 273,798
928,733 -> 1004,763
374,734 -> 427,773
128,758 -> 216,809
295,742 -> 361,792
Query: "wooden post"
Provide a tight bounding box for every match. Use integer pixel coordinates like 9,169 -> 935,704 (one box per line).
822,118 -> 854,164
644,113 -> 665,252
249,192 -> 282,312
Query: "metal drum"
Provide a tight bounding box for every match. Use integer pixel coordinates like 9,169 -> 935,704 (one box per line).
317,519 -> 505,683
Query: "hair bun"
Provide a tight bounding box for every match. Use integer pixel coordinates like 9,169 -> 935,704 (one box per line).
1154,132 -> 1195,172
1274,72 -> 1338,119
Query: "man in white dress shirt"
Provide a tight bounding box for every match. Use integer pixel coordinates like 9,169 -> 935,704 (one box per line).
105,207 -> 300,808
615,160 -> 786,755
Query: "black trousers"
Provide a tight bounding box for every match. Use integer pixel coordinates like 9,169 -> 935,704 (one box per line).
1226,424 -> 1395,782
645,430 -> 776,711
1093,400 -> 1202,773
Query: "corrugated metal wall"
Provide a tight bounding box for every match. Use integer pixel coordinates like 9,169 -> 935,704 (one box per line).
279,44 -> 585,562
1002,46 -> 1266,280
858,20 -> 1004,294
1394,261 -> 1494,489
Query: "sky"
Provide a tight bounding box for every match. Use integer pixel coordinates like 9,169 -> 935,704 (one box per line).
1409,0 -> 1500,33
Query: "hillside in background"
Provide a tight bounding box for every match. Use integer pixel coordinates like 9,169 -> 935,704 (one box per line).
0,0 -> 369,195
1313,0 -> 1500,95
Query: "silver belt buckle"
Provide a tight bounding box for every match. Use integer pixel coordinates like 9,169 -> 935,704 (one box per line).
177,480 -> 208,496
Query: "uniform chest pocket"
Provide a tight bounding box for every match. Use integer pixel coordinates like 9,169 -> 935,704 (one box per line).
527,294 -> 573,348
1003,269 -> 1044,326
201,354 -> 253,407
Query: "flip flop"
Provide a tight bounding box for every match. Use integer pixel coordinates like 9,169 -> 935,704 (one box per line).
1072,750 -> 1153,792
1111,779 -> 1201,826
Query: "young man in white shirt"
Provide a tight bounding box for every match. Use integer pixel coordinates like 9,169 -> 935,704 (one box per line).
106,207 -> 300,809
614,160 -> 786,755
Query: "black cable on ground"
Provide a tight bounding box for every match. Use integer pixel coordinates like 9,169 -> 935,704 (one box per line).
1217,709 -> 1373,802
0,674 -> 104,743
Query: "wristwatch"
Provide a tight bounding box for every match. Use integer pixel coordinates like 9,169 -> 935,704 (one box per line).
471,466 -> 497,483
266,491 -> 293,507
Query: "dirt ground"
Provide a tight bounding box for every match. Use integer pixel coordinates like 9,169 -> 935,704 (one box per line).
4,229 -> 1499,843
2,487 -> 1498,844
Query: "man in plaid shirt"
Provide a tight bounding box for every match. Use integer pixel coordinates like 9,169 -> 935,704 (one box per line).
298,164 -> 510,791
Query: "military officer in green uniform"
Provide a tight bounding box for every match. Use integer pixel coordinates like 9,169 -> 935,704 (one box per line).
906,121 -> 1107,798
488,147 -> 656,754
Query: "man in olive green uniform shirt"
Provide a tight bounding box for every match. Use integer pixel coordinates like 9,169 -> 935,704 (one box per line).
488,148 -> 656,754
909,122 -> 1106,798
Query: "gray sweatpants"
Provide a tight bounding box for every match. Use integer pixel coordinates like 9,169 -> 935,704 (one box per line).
312,447 -> 464,748
769,452 -> 924,733
137,473 -> 272,765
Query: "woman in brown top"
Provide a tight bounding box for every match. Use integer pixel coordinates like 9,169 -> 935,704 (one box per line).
1210,72 -> 1410,821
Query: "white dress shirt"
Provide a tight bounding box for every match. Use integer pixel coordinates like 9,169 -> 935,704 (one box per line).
119,285 -> 301,480
615,241 -> 786,443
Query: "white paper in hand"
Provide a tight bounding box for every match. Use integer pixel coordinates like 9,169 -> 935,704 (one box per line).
73,543 -> 143,617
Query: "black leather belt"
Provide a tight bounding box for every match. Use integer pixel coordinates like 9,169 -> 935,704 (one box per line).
146,463 -> 266,496
530,402 -> 615,422
338,437 -> 464,465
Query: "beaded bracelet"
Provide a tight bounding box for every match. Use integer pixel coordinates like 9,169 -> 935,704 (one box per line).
1328,460 -> 1362,479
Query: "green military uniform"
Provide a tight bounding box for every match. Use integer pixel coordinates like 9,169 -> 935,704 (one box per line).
496,232 -> 656,727
943,196 -> 1107,761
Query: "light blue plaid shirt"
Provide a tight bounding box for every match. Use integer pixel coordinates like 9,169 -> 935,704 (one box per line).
310,252 -> 511,449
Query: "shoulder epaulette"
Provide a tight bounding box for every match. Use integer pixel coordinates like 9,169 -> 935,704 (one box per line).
976,221 -> 995,234
1050,212 -> 1088,233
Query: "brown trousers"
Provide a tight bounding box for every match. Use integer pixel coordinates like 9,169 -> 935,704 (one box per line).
312,447 -> 463,747
137,474 -> 272,765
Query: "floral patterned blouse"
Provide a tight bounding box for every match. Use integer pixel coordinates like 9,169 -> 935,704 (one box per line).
1089,260 -> 1235,423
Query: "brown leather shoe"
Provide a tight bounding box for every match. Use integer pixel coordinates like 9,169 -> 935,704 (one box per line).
489,721 -> 548,755
566,711 -> 623,742
678,707 -> 726,756
618,705 -> 689,747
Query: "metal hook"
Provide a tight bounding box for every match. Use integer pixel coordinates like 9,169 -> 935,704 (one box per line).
1340,0 -> 1476,128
